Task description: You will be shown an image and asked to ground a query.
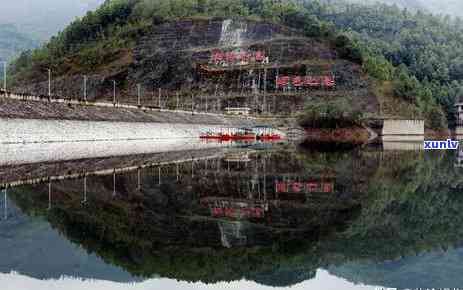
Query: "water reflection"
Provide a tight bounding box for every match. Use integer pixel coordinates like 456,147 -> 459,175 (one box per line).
1,141 -> 463,289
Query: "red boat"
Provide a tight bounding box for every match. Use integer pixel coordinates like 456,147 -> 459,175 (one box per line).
200,133 -> 256,141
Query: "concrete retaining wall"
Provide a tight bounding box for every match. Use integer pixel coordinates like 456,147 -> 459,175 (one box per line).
454,126 -> 463,135
0,118 -> 228,144
382,120 -> 424,141
383,141 -> 423,151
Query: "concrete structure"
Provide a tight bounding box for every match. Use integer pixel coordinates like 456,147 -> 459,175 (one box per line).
381,119 -> 425,141
455,102 -> 463,124
225,107 -> 251,116
0,118 -> 226,144
382,141 -> 424,151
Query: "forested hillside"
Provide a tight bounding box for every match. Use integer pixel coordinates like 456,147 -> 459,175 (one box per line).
312,0 -> 463,127
9,0 -> 463,129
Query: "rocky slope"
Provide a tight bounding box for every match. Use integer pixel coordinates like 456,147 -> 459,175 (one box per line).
12,17 -> 379,118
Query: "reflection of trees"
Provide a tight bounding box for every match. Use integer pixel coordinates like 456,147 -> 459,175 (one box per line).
335,150 -> 463,261
9,149 -> 463,287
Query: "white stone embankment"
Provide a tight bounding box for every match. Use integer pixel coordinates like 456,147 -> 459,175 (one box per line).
0,118 -> 228,144
381,119 -> 424,141
0,139 -> 231,166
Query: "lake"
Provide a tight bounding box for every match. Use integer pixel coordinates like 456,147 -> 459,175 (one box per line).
0,140 -> 461,290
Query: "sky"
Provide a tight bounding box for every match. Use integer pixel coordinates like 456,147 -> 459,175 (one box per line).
0,270 -> 379,290
0,0 -> 105,41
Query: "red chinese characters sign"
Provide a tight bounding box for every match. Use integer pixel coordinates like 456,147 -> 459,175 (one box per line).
276,181 -> 334,193
276,76 -> 335,89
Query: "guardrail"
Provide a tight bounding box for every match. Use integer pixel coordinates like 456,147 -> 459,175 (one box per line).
0,89 -> 257,120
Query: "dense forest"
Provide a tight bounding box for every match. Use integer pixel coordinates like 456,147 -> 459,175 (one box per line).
8,0 -> 463,129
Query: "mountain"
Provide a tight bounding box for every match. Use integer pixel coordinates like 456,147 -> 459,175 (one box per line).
0,24 -> 38,63
9,0 -> 463,130
0,199 -> 140,282
0,0 -> 105,64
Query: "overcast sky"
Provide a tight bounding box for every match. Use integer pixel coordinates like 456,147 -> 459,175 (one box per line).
0,270 -> 379,290
0,0 -> 105,40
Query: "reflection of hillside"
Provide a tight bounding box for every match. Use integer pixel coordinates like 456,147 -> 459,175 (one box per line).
8,148 -> 463,288
329,247 -> 463,289
0,201 -> 140,282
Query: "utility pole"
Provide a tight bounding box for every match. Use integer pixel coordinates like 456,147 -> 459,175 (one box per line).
3,187 -> 7,220
113,171 -> 117,197
158,88 -> 161,109
83,75 -> 87,101
137,84 -> 141,106
82,175 -> 87,204
176,92 -> 179,110
2,61 -> 6,92
113,80 -> 116,104
48,181 -> 52,211
191,94 -> 194,112
48,68 -> 51,97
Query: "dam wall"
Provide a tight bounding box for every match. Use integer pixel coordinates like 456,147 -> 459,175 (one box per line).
454,126 -> 463,135
381,119 -> 424,141
0,118 -> 229,144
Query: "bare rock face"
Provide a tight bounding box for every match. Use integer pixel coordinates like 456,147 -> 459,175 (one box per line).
129,17 -> 375,114
130,18 -> 291,88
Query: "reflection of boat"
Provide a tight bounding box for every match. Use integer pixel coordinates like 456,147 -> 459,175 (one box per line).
200,128 -> 257,141
224,152 -> 252,162
200,126 -> 283,142
199,132 -> 223,140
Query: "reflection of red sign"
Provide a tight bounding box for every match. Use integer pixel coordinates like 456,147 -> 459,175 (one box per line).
276,181 -> 334,193
212,51 -> 225,63
276,76 -> 290,88
211,207 -> 265,219
304,76 -> 321,87
323,76 -> 335,87
293,76 -> 303,87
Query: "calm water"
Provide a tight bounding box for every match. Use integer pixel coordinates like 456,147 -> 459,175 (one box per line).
0,141 -> 462,290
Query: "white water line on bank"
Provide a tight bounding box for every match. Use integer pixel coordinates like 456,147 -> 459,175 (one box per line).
0,138 -> 231,166
0,118 -> 229,144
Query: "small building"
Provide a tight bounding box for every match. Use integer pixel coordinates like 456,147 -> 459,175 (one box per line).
225,107 -> 251,115
455,102 -> 463,124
